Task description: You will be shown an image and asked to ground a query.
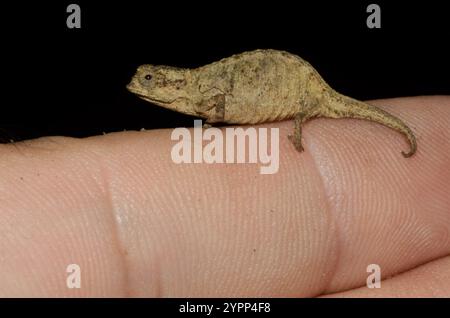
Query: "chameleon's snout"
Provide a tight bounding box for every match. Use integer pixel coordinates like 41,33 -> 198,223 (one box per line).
126,78 -> 142,95
126,82 -> 134,92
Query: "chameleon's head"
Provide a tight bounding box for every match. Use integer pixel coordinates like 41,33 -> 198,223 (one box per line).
127,64 -> 197,115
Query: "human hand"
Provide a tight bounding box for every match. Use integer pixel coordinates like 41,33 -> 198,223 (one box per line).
0,96 -> 449,297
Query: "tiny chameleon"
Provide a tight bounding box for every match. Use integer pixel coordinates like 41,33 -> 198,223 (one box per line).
127,49 -> 416,157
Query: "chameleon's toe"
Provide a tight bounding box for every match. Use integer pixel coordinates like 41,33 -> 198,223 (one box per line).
295,143 -> 305,152
288,135 -> 304,152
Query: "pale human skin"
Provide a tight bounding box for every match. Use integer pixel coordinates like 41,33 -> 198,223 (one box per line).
0,96 -> 449,297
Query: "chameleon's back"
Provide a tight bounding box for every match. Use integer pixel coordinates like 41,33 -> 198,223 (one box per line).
194,49 -> 319,124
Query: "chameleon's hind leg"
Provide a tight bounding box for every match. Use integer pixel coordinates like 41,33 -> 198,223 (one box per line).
288,98 -> 320,152
288,111 -> 316,152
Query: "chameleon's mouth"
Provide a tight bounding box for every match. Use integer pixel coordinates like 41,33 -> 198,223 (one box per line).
126,82 -> 172,104
138,95 -> 172,104
126,82 -> 145,96
133,90 -> 179,105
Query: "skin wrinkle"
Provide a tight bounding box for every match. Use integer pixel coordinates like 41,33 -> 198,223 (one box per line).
308,119 -> 395,292
300,130 -> 343,296
95,153 -> 131,297
308,146 -> 370,295
0,140 -> 126,296
307,123 -> 358,293
87,135 -> 165,296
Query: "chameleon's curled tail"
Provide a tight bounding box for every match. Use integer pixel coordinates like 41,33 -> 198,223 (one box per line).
323,92 -> 417,158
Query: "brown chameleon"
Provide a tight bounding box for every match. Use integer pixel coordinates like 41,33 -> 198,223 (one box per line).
127,49 -> 416,157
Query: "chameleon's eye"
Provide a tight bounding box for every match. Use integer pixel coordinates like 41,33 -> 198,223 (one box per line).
144,74 -> 152,81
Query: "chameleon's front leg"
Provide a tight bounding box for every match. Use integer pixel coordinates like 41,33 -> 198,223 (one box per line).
195,92 -> 226,126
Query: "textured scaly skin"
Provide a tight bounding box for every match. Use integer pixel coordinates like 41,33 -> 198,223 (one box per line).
127,49 -> 416,157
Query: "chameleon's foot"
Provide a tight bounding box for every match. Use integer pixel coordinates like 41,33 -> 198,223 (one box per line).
288,134 -> 304,152
202,123 -> 212,129
289,111 -> 312,153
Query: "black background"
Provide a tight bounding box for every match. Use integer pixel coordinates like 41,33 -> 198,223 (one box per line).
1,1 -> 449,142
